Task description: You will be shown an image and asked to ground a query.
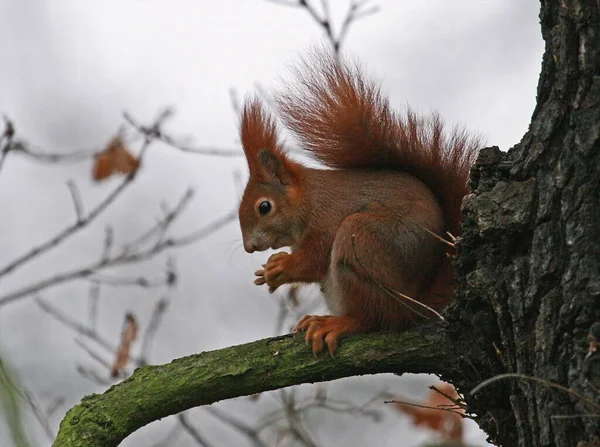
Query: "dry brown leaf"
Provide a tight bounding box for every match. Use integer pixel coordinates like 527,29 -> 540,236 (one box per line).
93,136 -> 139,181
111,313 -> 139,377
394,382 -> 464,443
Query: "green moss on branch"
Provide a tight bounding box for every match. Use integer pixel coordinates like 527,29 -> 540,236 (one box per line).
53,328 -> 455,446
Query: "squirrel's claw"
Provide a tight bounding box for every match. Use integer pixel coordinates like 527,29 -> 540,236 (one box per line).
257,252 -> 291,291
293,315 -> 360,357
254,268 -> 266,286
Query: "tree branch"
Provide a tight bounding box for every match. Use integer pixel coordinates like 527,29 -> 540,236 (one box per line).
53,327 -> 455,446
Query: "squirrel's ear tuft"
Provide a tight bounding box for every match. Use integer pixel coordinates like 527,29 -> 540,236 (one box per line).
241,97 -> 298,185
241,98 -> 279,161
256,149 -> 295,185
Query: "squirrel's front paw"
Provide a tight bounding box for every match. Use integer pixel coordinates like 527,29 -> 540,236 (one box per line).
254,252 -> 292,293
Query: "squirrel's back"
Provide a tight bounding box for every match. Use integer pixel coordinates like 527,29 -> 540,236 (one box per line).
276,50 -> 481,237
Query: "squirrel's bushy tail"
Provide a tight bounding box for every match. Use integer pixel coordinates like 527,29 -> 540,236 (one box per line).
276,50 -> 481,237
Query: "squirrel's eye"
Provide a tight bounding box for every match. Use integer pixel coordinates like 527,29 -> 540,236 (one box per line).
258,200 -> 272,216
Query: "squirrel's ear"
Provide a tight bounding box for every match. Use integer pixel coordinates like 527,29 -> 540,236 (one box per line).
256,149 -> 296,186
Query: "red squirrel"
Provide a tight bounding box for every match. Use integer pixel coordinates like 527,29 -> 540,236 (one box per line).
238,51 -> 480,356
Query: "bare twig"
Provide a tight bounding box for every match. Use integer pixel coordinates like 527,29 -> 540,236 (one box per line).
35,297 -> 128,360
336,1 -> 379,53
46,398 -> 66,419
22,389 -> 55,440
205,407 -> 268,447
384,399 -> 466,417
430,384 -> 468,411
124,113 -> 243,158
471,373 -> 600,412
149,423 -> 183,447
1,361 -> 56,441
0,206 -> 235,308
0,130 -> 153,280
0,116 -> 15,175
257,390 -> 383,433
178,413 -> 214,447
165,209 -> 238,247
139,297 -> 170,364
74,339 -> 113,371
121,188 -> 194,253
101,226 -> 114,261
6,139 -> 97,164
87,273 -> 170,288
66,180 -> 84,222
264,0 -> 378,54
351,235 -> 446,321
88,281 -> 101,332
375,200 -> 456,249
76,365 -> 112,386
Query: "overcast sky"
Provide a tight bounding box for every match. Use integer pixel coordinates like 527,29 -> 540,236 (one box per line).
0,1 -> 544,446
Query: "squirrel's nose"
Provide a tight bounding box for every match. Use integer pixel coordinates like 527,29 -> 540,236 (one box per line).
244,242 -> 256,253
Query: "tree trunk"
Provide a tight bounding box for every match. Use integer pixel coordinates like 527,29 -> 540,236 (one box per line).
450,1 -> 600,445
53,1 -> 600,446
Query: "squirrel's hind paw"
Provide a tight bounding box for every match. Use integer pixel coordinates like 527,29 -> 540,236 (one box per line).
293,315 -> 360,357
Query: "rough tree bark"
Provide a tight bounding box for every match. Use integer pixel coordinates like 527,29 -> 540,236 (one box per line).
449,1 -> 600,445
53,1 -> 599,446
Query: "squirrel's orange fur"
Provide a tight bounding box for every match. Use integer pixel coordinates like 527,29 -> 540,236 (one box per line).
238,51 -> 480,356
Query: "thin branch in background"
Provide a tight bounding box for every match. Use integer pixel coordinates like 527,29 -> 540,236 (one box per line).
139,297 -> 170,365
384,399 -> 466,417
275,291 -> 325,334
278,389 -> 318,447
75,365 -> 112,386
102,225 -> 114,262
166,257 -> 177,288
166,209 -> 238,247
0,193 -> 236,308
87,273 -> 171,288
302,394 -> 384,422
0,356 -> 36,446
149,422 -> 184,447
17,145 -> 96,163
35,297 -> 125,360
124,112 -> 243,158
45,397 -> 65,419
336,0 -> 379,50
0,119 -> 122,168
0,112 -> 162,281
0,116 -> 15,175
121,188 -> 194,254
256,389 -> 384,435
66,180 -> 84,221
74,339 -> 113,371
273,294 -> 290,336
205,406 -> 268,447
471,373 -> 600,412
270,285 -> 324,335
178,413 -> 214,447
430,384 -> 468,411
88,281 -> 101,332
265,0 -> 379,54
